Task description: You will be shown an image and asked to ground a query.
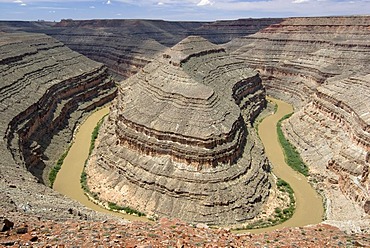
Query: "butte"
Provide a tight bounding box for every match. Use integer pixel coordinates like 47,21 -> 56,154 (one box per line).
85,36 -> 271,225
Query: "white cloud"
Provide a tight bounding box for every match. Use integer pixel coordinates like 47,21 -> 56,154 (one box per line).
157,2 -> 164,5
89,5 -> 96,8
292,0 -> 310,3
197,0 -> 213,6
13,0 -> 26,5
105,0 -> 111,4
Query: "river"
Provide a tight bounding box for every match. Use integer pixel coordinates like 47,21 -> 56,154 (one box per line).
53,107 -> 146,221
242,97 -> 323,233
53,98 -> 323,231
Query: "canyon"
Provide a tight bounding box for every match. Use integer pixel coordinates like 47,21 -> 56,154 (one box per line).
0,31 -> 116,221
0,16 -> 369,246
0,18 -> 281,80
85,36 -> 270,225
226,16 -> 370,232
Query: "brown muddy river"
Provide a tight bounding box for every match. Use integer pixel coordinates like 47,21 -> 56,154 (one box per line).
243,97 -> 324,233
54,98 -> 323,231
53,107 -> 146,222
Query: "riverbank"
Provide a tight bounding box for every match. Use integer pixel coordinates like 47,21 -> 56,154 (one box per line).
53,107 -> 146,222
53,98 -> 323,232
251,98 -> 323,231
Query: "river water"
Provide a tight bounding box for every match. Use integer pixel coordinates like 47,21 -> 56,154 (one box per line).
53,107 -> 146,221
243,97 -> 323,233
53,98 -> 323,231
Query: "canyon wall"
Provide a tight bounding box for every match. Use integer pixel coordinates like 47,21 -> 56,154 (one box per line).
0,32 -> 116,220
0,16 -> 368,232
0,19 -> 282,80
86,36 -> 270,225
227,16 -> 370,230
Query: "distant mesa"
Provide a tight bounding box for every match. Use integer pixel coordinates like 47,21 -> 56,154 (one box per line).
86,36 -> 270,224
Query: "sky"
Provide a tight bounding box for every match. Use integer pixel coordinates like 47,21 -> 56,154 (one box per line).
0,0 -> 369,21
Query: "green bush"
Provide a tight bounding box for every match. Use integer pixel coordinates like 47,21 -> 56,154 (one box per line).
277,114 -> 309,176
89,114 -> 107,155
236,179 -> 295,230
80,114 -> 107,197
49,147 -> 70,187
80,114 -> 146,218
107,202 -> 146,217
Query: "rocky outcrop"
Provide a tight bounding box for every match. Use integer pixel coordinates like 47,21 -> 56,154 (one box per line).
0,19 -> 282,80
86,36 -> 270,225
227,16 -> 369,107
227,16 -> 370,229
0,32 -> 116,220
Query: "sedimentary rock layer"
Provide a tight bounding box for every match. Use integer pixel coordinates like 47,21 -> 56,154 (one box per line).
86,36 -> 270,225
0,19 -> 282,80
0,32 -> 116,220
228,16 -> 369,107
228,16 -> 370,228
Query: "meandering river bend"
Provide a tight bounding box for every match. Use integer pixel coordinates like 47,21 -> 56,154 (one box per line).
53,98 -> 323,231
242,97 -> 323,233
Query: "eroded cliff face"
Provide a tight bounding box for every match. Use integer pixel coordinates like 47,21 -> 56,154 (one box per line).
86,36 -> 270,225
0,19 -> 282,80
227,16 -> 370,231
0,32 -> 116,220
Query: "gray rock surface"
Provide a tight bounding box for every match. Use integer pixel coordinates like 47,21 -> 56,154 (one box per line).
0,19 -> 282,80
86,36 -> 270,225
227,16 -> 370,231
0,32 -> 116,221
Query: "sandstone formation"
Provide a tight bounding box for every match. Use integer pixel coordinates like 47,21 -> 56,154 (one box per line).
0,32 -> 116,220
0,16 -> 369,236
227,16 -> 370,231
86,36 -> 270,225
0,19 -> 282,80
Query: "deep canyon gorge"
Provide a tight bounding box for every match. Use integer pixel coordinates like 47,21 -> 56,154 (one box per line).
0,16 -> 369,246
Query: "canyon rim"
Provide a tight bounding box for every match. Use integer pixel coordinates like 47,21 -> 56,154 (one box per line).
0,15 -> 369,246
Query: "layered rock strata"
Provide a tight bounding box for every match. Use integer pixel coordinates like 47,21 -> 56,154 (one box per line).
0,32 -> 116,220
227,16 -> 369,108
86,36 -> 270,225
0,19 -> 282,80
227,16 -> 370,230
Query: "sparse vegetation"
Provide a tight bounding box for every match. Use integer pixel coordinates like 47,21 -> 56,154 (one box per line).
81,113 -> 146,218
49,145 -> 71,187
107,202 -> 146,217
237,178 -> 295,230
277,113 -> 309,176
89,114 -> 107,155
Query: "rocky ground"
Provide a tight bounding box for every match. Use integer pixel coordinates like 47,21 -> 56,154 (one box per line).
1,212 -> 369,247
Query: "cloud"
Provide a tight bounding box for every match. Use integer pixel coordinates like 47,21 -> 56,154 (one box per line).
13,0 -> 26,6
197,0 -> 213,6
2,0 -> 370,21
292,0 -> 310,3
89,5 -> 96,8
